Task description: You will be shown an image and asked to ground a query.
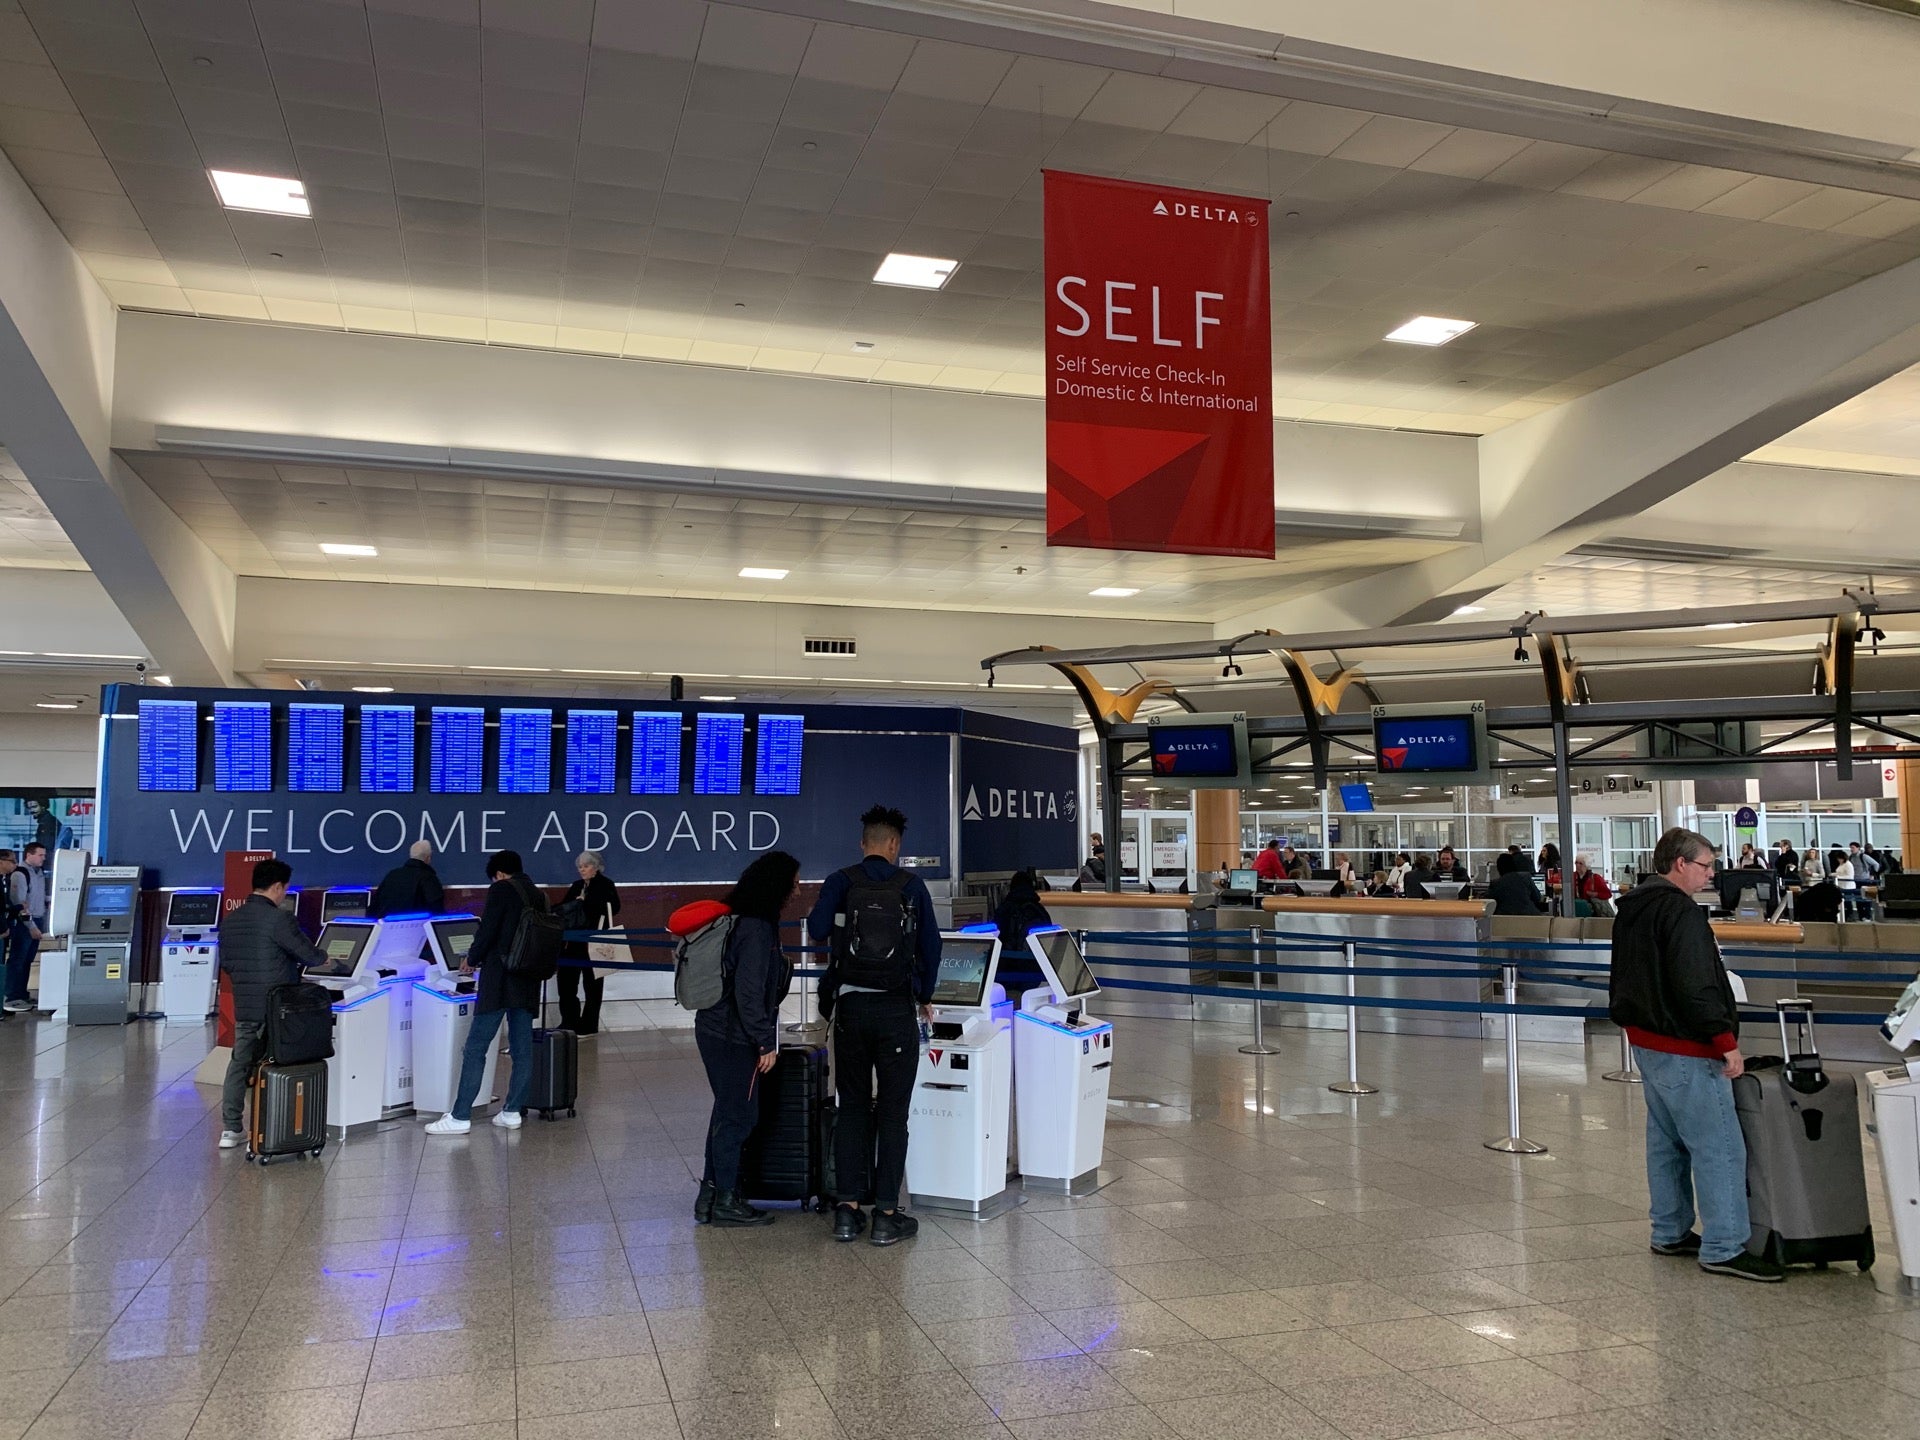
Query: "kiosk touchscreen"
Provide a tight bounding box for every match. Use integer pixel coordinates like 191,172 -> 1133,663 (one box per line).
1867,973 -> 1920,1283
159,889 -> 222,1024
905,934 -> 1016,1215
314,921 -> 373,977
321,888 -> 371,923
423,917 -> 479,982
68,865 -> 142,1025
1014,926 -> 1113,1192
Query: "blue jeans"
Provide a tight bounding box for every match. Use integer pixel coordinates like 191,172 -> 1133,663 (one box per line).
1636,1045 -> 1750,1262
451,1006 -> 533,1120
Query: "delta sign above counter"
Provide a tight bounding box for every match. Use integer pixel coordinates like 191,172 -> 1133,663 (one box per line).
98,685 -> 1078,888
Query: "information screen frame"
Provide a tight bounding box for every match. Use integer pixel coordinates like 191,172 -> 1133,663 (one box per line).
1145,711 -> 1250,790
212,700 -> 274,793
565,709 -> 619,795
629,711 -> 682,796
359,705 -> 417,793
497,707 -> 554,795
693,712 -> 746,796
429,706 -> 485,794
753,713 -> 805,796
164,890 -> 222,928
287,702 -> 346,793
1370,702 -> 1493,782
137,697 -> 200,792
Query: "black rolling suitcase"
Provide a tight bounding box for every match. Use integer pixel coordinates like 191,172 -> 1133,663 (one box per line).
738,1039 -> 832,1210
266,982 -> 334,1065
1733,999 -> 1874,1269
526,1027 -> 578,1119
248,1060 -> 327,1163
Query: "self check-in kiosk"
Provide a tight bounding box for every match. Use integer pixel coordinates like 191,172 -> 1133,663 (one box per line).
1866,976 -> 1920,1283
1015,926 -> 1113,1192
307,914 -> 433,1132
68,864 -> 142,1025
906,933 -> 1016,1216
159,889 -> 222,1024
35,848 -> 91,1017
411,915 -> 500,1116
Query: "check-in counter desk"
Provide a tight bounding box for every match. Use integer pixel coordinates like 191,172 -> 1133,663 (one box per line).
1727,919 -> 1914,1063
1040,893 -> 1199,1019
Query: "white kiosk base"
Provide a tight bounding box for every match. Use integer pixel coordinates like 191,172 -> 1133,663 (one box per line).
325,983 -> 390,1136
159,941 -> 218,1025
1014,927 -> 1115,1194
1867,1061 -> 1920,1285
413,981 -> 501,1116
906,942 -> 1017,1218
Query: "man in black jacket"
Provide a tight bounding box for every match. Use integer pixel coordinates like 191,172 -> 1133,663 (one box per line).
370,841 -> 445,917
426,850 -> 545,1136
217,859 -> 331,1149
1488,851 -> 1547,915
1610,828 -> 1782,1283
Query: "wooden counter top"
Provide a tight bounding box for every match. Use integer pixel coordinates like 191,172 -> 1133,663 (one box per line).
1709,921 -> 1804,944
1261,896 -> 1490,918
1044,892 -> 1193,910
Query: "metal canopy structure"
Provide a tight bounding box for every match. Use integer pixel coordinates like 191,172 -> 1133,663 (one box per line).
985,594 -> 1920,914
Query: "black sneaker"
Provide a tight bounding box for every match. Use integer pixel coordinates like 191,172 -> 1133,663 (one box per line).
694,1180 -> 716,1225
869,1210 -> 918,1247
1651,1232 -> 1702,1256
832,1205 -> 865,1242
1699,1252 -> 1785,1283
710,1191 -> 775,1227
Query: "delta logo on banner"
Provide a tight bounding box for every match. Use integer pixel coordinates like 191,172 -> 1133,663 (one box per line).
1044,171 -> 1273,558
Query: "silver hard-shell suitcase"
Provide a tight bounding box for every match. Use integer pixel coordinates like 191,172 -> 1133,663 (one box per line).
1731,1000 -> 1874,1268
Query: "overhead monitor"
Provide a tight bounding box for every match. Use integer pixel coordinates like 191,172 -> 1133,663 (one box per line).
753,713 -> 805,796
930,934 -> 999,1010
426,917 -> 478,968
1339,782 -> 1375,812
213,701 -> 273,792
630,711 -> 682,795
316,921 -> 372,973
137,698 -> 199,792
498,708 -> 553,794
359,705 -> 416,792
430,706 -> 485,793
288,703 -> 346,793
1228,868 -> 1257,892
1028,926 -> 1100,1003
1146,711 -> 1251,790
321,889 -> 370,922
565,710 -> 617,795
1885,974 -> 1920,1051
693,712 -> 745,795
164,890 -> 221,929
1372,702 -> 1493,782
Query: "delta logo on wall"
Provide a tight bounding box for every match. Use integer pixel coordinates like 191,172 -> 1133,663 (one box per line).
961,785 -> 1075,822
1044,171 -> 1274,559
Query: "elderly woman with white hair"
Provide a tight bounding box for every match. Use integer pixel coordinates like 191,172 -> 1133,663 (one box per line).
556,850 -> 620,1035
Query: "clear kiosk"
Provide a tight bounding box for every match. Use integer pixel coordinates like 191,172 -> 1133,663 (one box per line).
411,916 -> 500,1116
158,889 -> 222,1024
68,864 -> 142,1026
1015,926 -> 1113,1192
34,848 -> 92,1017
1866,978 -> 1920,1284
307,914 -> 433,1131
906,933 -> 1016,1216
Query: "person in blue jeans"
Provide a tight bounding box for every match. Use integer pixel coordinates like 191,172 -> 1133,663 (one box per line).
1609,827 -> 1783,1282
426,850 -> 544,1136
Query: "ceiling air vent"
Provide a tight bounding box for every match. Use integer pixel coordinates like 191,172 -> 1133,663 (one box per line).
804,636 -> 857,657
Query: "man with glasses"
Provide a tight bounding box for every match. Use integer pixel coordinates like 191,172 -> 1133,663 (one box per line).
1609,829 -> 1783,1282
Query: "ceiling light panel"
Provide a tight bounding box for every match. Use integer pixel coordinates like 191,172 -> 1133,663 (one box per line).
739,567 -> 789,579
208,169 -> 310,216
1384,316 -> 1478,346
873,254 -> 958,289
319,543 -> 379,556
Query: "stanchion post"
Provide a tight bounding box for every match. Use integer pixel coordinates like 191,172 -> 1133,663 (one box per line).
1602,1028 -> 1642,1084
1328,939 -> 1377,1095
1485,960 -> 1547,1154
1239,925 -> 1279,1056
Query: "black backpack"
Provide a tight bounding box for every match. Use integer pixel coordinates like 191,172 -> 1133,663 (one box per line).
832,866 -> 916,991
502,876 -> 562,982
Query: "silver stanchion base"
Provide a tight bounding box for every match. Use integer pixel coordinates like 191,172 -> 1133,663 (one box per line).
1238,1041 -> 1280,1055
1601,1069 -> 1643,1084
1484,1135 -> 1549,1155
1328,1080 -> 1378,1095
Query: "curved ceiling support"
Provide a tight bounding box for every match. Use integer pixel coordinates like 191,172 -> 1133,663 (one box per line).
1538,633 -> 1588,721
1274,650 -> 1333,791
1819,613 -> 1861,778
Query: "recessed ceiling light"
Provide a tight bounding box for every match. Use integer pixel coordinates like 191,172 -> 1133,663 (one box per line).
1090,587 -> 1140,598
1385,315 -> 1477,346
699,695 -> 737,702
152,675 -> 173,686
208,168 -> 310,217
873,253 -> 958,289
851,340 -> 875,353
352,685 -> 394,693
36,701 -> 79,710
739,567 -> 788,580
1704,622 -> 1745,630
320,543 -> 378,557
1452,605 -> 1485,616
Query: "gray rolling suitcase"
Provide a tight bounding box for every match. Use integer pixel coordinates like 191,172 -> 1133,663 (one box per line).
1732,1000 -> 1874,1269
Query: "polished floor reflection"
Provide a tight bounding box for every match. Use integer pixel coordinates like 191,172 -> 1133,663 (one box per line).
2,1013 -> 1917,1440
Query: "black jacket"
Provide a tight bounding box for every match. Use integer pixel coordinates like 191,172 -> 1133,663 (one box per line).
561,872 -> 621,960
369,857 -> 444,917
694,915 -> 790,1053
220,894 -> 329,1025
1608,876 -> 1738,1049
1489,870 -> 1548,916
470,873 -> 545,1014
1771,849 -> 1802,886
994,885 -> 1053,954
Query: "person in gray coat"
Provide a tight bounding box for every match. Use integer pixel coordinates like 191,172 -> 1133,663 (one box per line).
218,858 -> 330,1149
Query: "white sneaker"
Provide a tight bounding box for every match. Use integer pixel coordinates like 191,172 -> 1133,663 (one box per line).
425,1114 -> 471,1136
218,1130 -> 245,1149
491,1110 -> 523,1130
3,999 -> 31,1012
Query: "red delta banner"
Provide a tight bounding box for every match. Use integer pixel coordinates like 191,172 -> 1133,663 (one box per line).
1044,171 -> 1273,558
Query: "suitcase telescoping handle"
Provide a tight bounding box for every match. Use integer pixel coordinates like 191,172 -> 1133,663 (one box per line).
1776,997 -> 1819,1062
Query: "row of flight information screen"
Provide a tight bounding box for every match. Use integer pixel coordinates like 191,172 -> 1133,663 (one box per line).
137,699 -> 805,797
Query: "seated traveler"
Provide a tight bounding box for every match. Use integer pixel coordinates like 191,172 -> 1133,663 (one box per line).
1489,851 -> 1548,916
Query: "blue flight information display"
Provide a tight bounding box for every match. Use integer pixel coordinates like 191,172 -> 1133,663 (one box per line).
430,707 -> 484,794
213,701 -> 273,792
565,710 -> 617,794
138,698 -> 199,792
359,706 -> 416,792
753,713 -> 805,796
287,704 -> 345,793
693,712 -> 745,795
498,708 -> 553,794
630,711 -> 681,795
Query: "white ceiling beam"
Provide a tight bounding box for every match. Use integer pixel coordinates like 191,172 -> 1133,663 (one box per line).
0,150 -> 237,687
